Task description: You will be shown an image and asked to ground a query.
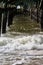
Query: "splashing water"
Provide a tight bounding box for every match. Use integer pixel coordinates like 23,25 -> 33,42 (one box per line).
0,34 -> 43,65
0,34 -> 43,51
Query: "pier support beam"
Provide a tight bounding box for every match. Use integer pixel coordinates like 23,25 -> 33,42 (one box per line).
8,10 -> 13,26
2,11 -> 7,33
41,10 -> 43,31
40,0 -> 43,31
8,8 -> 16,26
0,9 -> 2,35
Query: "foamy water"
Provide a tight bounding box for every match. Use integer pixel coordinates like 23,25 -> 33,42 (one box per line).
0,34 -> 43,65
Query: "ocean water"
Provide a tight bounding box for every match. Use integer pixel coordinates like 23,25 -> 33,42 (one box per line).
0,34 -> 43,65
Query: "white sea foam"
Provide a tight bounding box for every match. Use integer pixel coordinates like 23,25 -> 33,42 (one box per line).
0,34 -> 43,53
0,34 -> 43,65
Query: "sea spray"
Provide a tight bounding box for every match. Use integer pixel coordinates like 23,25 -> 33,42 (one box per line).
0,34 -> 43,65
0,34 -> 43,53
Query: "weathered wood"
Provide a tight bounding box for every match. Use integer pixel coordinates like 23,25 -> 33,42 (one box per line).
0,8 -> 3,35
40,10 -> 43,30
2,12 -> 7,33
40,0 -> 43,30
